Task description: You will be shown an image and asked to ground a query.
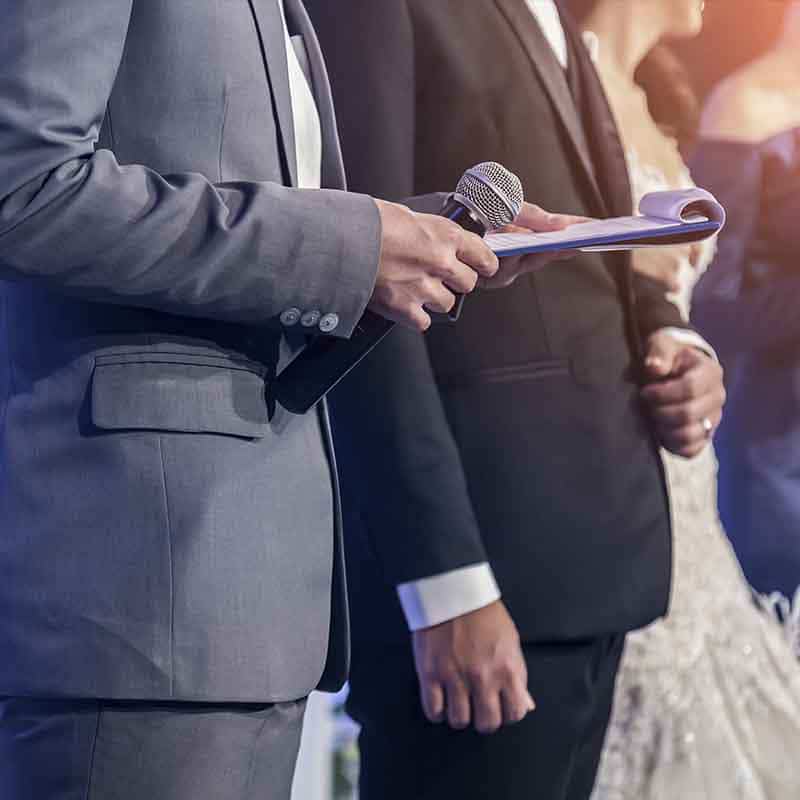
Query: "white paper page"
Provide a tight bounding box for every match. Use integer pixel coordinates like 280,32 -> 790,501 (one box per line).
485,215 -> 696,255
579,213 -> 711,251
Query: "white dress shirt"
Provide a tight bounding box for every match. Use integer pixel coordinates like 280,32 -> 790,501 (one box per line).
526,0 -> 568,68
280,1 -> 322,190
397,0 -> 714,632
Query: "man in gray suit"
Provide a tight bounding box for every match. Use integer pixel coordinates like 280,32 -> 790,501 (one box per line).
0,0 -> 506,797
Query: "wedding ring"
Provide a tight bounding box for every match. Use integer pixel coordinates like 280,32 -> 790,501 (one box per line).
701,417 -> 714,438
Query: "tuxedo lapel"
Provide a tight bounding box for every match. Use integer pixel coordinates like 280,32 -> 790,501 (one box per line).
284,0 -> 347,191
560,11 -> 634,218
247,0 -> 298,187
557,8 -> 636,335
493,0 -> 603,211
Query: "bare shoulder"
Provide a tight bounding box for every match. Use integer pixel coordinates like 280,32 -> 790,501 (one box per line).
700,72 -> 768,143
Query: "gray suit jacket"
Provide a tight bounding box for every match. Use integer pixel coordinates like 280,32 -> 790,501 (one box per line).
0,0 -> 381,702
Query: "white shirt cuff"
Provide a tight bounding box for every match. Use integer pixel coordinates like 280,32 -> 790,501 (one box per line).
397,563 -> 501,631
660,327 -> 718,362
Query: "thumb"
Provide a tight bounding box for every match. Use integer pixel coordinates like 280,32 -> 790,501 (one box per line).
511,202 -> 588,233
643,333 -> 682,379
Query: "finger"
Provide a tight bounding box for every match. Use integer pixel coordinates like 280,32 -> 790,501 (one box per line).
471,684 -> 503,735
660,426 -> 705,458
659,409 -> 722,456
393,303 -> 431,333
669,346 -> 705,377
455,231 -> 499,279
642,335 -> 683,381
642,364 -> 715,407
444,679 -> 472,730
497,223 -> 533,235
512,202 -> 590,232
420,680 -> 446,724
648,391 -> 722,430
421,280 -> 457,314
487,255 -> 526,289
499,680 -> 534,726
441,256 -> 481,294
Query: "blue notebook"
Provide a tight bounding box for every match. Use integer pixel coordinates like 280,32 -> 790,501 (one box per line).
485,188 -> 726,257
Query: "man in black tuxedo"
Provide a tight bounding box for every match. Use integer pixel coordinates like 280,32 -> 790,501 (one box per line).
307,1 -> 726,797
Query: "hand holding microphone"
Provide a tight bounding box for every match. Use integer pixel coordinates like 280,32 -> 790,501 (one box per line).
370,161 -> 527,329
368,199 -> 499,331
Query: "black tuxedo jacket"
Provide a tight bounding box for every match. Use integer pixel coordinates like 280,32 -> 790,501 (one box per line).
308,0 -> 686,643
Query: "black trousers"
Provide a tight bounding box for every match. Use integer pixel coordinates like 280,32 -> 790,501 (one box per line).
349,634 -> 625,800
0,697 -> 306,800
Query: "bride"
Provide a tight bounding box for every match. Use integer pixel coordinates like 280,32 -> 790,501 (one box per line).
565,0 -> 800,797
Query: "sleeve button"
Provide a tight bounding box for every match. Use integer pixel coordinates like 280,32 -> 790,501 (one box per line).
319,313 -> 340,333
280,308 -> 302,326
301,310 -> 322,327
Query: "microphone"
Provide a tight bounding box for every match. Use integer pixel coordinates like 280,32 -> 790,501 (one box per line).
273,162 -> 524,414
434,161 -> 525,322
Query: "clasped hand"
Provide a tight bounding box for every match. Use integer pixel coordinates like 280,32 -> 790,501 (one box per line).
641,331 -> 726,458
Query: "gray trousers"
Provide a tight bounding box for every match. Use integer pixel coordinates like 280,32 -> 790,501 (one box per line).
0,697 -> 307,800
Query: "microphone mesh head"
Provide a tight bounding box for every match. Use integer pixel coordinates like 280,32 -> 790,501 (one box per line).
455,162 -> 524,229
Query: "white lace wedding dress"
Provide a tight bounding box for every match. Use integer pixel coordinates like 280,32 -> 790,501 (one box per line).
590,149 -> 800,800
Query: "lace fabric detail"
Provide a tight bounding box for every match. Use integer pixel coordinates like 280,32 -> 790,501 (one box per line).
591,154 -> 800,800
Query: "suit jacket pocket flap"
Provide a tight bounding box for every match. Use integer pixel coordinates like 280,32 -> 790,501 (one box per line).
91,356 -> 268,438
438,359 -> 571,390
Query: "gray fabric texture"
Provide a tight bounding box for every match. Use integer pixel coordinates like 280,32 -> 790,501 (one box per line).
0,0 -> 379,701
0,697 -> 307,800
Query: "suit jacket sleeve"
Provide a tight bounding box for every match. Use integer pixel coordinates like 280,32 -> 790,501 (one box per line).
0,0 -> 380,337
309,0 -> 489,584
330,326 -> 490,586
632,271 -> 691,340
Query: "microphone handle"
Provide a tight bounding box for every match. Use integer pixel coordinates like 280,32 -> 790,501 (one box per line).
433,197 -> 490,323
273,198 -> 489,415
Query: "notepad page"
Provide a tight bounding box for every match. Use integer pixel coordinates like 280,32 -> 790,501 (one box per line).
485,215 -> 694,255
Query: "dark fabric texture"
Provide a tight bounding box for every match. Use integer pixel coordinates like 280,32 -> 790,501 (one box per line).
692,131 -> 800,599
0,697 -> 306,800
0,0 -> 383,701
349,635 -> 625,800
308,0 -> 676,643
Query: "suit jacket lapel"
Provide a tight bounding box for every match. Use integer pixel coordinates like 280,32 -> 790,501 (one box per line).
560,10 -> 634,218
247,0 -> 298,187
493,0 -> 604,211
284,0 -> 347,191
